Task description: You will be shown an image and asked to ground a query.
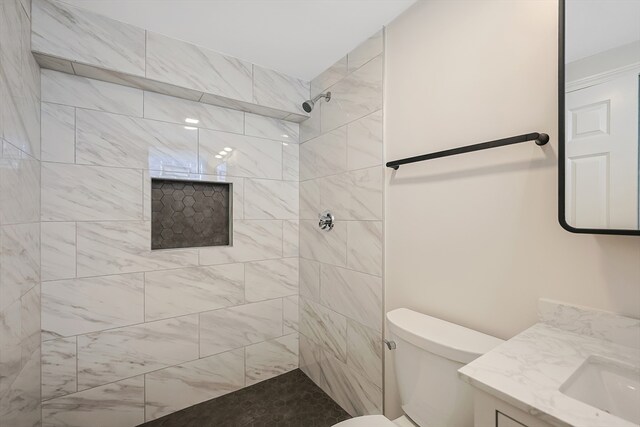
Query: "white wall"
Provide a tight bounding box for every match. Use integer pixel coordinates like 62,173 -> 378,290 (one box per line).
383,0 -> 640,417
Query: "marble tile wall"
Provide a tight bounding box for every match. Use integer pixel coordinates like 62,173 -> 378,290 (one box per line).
39,70 -> 300,426
298,30 -> 385,416
31,0 -> 311,122
0,0 -> 43,426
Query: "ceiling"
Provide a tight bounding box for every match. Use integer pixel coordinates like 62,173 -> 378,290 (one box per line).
566,0 -> 640,63
61,0 -> 416,81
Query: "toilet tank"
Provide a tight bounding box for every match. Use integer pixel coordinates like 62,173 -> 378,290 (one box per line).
387,309 -> 504,427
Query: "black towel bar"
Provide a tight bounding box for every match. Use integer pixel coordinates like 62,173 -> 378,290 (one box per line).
386,132 -> 549,170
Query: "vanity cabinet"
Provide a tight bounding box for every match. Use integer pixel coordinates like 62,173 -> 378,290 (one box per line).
473,390 -> 554,427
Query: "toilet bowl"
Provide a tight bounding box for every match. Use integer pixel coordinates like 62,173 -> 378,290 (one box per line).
333,308 -> 504,427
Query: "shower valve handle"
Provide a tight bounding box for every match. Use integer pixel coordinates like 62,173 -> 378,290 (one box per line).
318,211 -> 334,231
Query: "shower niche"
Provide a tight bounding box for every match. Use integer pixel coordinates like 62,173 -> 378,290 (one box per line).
151,179 -> 231,250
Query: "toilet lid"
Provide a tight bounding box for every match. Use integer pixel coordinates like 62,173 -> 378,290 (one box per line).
333,415 -> 397,427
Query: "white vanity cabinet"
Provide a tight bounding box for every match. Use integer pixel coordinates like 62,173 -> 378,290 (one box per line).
473,390 -> 555,427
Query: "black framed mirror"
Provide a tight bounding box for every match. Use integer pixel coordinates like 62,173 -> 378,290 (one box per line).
559,0 -> 640,235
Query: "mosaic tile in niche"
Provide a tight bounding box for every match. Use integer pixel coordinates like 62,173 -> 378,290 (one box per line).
151,179 -> 230,249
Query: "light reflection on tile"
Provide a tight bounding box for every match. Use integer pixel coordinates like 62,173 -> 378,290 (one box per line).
199,130 -> 282,179
76,109 -> 197,171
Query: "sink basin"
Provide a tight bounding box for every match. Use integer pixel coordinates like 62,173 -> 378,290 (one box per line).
560,356 -> 640,425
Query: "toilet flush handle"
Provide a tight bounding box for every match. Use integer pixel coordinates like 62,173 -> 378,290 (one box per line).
384,339 -> 396,350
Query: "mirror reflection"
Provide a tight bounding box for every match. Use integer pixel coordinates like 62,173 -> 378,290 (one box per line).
564,0 -> 640,230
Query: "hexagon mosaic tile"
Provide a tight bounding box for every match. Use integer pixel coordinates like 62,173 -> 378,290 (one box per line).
151,179 -> 231,249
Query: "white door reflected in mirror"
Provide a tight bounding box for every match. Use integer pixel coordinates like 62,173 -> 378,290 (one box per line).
564,0 -> 640,231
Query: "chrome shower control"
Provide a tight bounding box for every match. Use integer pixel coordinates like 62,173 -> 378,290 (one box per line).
318,210 -> 334,231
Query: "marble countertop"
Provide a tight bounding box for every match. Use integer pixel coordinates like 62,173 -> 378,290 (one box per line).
458,322 -> 640,427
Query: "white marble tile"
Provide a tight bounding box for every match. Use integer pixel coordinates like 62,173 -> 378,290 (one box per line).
283,295 -> 299,334
244,179 -> 298,219
0,223 -> 40,309
42,337 -> 77,401
299,258 -> 320,302
299,297 -> 347,362
0,0 -> 23,151
199,130 -> 282,179
246,333 -> 298,385
244,113 -> 299,142
311,56 -> 348,96
347,221 -> 382,276
41,376 -> 144,427
76,109 -> 198,171
18,0 -> 30,17
1,345 -> 41,427
299,179 -> 320,220
349,167 -> 383,220
144,170 -> 244,222
0,141 -> 40,225
322,56 -> 383,133
33,53 -> 74,73
318,348 -> 382,416
42,274 -> 144,340
347,320 -> 382,388
1,1 -> 41,161
144,264 -> 244,321
347,110 -> 383,170
320,265 -> 382,332
300,127 -> 348,180
348,30 -> 383,73
199,220 -> 282,265
77,316 -> 198,389
299,333 -> 324,386
145,348 -> 245,421
299,102 -> 321,142
253,65 -> 309,114
41,222 -> 76,281
319,172 -> 350,222
322,168 -> 383,221
41,70 -> 143,116
245,258 -> 298,302
20,284 -> 41,363
76,221 -> 199,277
41,163 -> 143,221
146,31 -> 253,102
23,60 -> 42,163
282,220 -> 299,257
143,91 -> 244,134
299,220 -> 347,267
32,0 -> 146,76
283,142 -> 299,181
0,299 -> 22,399
41,102 -> 75,163
71,62 -> 204,102
538,299 -> 640,349
199,299 -> 283,357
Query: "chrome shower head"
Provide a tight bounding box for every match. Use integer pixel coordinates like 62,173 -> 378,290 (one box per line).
302,92 -> 331,113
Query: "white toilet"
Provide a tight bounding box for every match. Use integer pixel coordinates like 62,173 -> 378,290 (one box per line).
334,308 -> 504,427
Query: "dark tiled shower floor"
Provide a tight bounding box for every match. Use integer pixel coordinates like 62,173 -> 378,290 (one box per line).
139,369 -> 351,427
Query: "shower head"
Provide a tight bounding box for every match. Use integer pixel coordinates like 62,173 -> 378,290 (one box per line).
302,92 -> 331,113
